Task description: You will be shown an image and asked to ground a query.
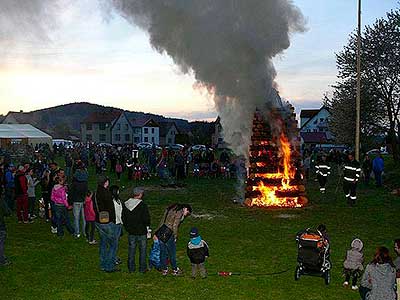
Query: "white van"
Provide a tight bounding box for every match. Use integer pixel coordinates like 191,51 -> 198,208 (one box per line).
53,139 -> 74,149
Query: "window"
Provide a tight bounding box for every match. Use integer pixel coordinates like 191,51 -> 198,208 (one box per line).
100,134 -> 106,142
125,134 -> 130,142
116,124 -> 121,130
218,137 -> 223,142
151,137 -> 155,143
86,134 -> 92,141
168,138 -> 172,144
99,123 -> 106,130
144,128 -> 148,134
125,124 -> 129,131
144,137 -> 148,142
86,123 -> 92,131
320,118 -> 324,122
115,134 -> 121,141
313,129 -> 318,132
134,137 -> 140,143
151,128 -> 155,134
313,120 -> 317,125
135,128 -> 141,134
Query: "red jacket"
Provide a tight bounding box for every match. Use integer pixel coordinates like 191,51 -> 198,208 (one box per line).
15,171 -> 28,196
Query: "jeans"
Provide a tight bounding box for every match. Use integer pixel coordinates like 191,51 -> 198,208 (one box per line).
128,235 -> 147,273
28,196 -> 36,216
160,235 -> 177,270
73,202 -> 86,236
373,170 -> 382,187
54,204 -> 74,236
85,221 -> 95,242
0,230 -> 6,265
96,222 -> 121,271
4,187 -> 14,212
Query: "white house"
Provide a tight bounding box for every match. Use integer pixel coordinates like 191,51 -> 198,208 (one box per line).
138,119 -> 160,145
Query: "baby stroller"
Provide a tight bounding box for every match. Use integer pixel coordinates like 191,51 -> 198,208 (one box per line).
295,228 -> 331,285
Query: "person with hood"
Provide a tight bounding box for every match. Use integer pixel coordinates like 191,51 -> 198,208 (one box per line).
122,187 -> 151,273
187,227 -> 209,279
343,238 -> 364,290
94,175 -> 120,273
70,161 -> 88,238
4,164 -> 15,213
359,246 -> 396,300
155,203 -> 192,276
51,176 -> 74,237
15,166 -> 29,223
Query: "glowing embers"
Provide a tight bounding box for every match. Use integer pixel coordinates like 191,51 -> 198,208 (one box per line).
245,112 -> 307,208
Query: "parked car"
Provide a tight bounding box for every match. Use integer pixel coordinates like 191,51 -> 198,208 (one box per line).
137,142 -> 162,150
98,143 -> 113,148
53,139 -> 73,149
190,144 -> 207,152
366,148 -> 388,155
166,144 -> 184,151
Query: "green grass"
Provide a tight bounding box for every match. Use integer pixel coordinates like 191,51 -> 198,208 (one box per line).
1,160 -> 399,300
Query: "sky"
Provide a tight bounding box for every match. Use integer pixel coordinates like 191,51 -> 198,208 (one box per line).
0,0 -> 398,121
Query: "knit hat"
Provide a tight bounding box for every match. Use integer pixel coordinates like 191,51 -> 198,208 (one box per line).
351,238 -> 364,251
189,227 -> 199,238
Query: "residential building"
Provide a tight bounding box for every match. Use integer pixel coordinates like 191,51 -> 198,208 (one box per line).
299,106 -> 335,150
138,119 -> 160,145
80,111 -> 120,144
159,121 -> 179,145
111,112 -> 135,145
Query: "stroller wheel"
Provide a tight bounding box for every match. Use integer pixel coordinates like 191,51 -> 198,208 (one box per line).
324,270 -> 331,285
294,266 -> 301,281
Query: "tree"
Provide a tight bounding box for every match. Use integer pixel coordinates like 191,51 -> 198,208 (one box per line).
325,9 -> 400,161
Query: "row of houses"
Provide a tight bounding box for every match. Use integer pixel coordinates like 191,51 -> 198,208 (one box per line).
80,111 -> 180,146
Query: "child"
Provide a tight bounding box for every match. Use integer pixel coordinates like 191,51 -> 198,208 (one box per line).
84,191 -> 96,245
343,238 -> 364,290
115,162 -> 123,181
51,176 -> 74,237
187,227 -> 209,279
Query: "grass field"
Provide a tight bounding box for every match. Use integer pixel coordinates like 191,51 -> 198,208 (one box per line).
0,160 -> 399,300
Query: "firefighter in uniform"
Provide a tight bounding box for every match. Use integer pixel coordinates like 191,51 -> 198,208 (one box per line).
315,154 -> 331,193
343,152 -> 361,206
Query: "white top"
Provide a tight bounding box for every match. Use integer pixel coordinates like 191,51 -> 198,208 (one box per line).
113,199 -> 123,225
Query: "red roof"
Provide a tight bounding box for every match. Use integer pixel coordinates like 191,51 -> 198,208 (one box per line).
300,132 -> 328,143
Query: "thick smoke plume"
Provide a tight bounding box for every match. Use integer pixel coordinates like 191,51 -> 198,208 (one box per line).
108,0 -> 306,158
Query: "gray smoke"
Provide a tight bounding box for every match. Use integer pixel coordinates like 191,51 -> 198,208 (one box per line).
0,0 -> 62,43
107,0 -> 306,158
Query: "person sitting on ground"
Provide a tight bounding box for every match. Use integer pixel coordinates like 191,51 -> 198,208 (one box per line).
187,227 -> 209,279
155,203 -> 192,276
359,246 -> 396,300
343,238 -> 364,290
122,187 -> 151,273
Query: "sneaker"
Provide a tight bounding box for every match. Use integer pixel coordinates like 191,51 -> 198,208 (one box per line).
89,240 -> 97,245
28,218 -> 34,224
23,221 -> 29,224
18,221 -> 22,224
162,269 -> 169,276
74,234 -> 81,239
51,227 -> 57,234
343,281 -> 349,287
351,285 -> 358,290
172,268 -> 183,276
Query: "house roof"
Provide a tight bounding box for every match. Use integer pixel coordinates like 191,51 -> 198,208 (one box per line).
130,118 -> 159,128
0,124 -> 52,139
159,121 -> 179,137
81,111 -> 120,124
300,109 -> 320,119
300,132 -> 328,144
3,111 -> 31,124
300,106 -> 330,130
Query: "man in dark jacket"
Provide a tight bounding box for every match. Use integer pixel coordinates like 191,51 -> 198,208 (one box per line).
71,161 -> 88,238
122,187 -> 151,273
95,175 -> 120,273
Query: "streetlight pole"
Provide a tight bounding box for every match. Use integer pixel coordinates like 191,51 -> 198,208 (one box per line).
355,0 -> 361,161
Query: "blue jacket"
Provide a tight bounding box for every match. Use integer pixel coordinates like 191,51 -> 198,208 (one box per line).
372,157 -> 384,172
5,170 -> 15,189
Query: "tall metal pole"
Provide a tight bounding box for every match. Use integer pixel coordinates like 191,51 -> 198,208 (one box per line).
355,0 -> 361,161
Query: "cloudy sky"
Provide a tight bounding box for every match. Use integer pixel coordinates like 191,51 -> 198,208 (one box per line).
0,0 -> 398,120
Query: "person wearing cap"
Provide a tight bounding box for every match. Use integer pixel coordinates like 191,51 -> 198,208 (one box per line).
94,175 -> 120,273
342,152 -> 361,206
187,227 -> 209,279
155,203 -> 192,276
122,187 -> 151,273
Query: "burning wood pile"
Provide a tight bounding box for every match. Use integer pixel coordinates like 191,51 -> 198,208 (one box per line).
244,106 -> 308,208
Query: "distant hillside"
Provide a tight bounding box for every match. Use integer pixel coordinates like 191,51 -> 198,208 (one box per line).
1,102 -> 208,140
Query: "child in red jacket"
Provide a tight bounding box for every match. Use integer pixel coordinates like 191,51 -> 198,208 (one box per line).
84,191 -> 96,244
